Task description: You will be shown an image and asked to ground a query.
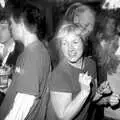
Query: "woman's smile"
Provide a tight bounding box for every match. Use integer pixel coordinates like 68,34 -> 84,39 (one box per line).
68,50 -> 77,58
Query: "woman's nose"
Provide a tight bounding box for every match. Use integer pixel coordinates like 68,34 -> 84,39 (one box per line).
69,43 -> 74,50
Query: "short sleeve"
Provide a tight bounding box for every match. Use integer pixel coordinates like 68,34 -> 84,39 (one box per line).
49,68 -> 72,93
14,48 -> 50,96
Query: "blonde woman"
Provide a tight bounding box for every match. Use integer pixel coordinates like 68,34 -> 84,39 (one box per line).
46,21 -> 97,120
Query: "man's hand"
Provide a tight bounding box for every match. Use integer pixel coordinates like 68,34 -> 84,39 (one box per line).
109,93 -> 120,107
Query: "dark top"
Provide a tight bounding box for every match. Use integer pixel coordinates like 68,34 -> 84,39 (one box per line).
0,40 -> 51,120
46,57 -> 97,120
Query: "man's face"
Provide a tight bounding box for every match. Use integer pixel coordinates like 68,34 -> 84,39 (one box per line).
73,10 -> 95,38
0,20 -> 11,43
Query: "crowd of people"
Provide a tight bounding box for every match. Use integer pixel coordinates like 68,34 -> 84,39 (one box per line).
0,1 -> 119,120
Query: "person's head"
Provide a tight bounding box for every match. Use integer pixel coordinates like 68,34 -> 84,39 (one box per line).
97,16 -> 116,37
0,20 -> 11,43
65,2 -> 96,38
105,17 -> 116,36
55,20 -> 87,63
0,9 -> 11,44
8,5 -> 45,41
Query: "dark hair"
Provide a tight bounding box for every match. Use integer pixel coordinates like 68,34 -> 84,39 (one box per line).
9,4 -> 45,39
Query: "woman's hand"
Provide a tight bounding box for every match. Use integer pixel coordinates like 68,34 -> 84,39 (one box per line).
109,93 -> 120,107
79,72 -> 92,93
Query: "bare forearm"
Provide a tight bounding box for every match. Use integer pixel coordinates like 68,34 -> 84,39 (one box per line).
62,90 -> 89,120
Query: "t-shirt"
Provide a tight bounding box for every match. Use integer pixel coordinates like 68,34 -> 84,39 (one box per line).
0,40 -> 51,120
46,57 -> 97,120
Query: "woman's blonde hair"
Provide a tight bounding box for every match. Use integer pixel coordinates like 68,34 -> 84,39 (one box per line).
56,20 -> 84,41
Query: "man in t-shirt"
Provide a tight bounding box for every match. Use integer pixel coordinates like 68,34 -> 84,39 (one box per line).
0,6 -> 51,120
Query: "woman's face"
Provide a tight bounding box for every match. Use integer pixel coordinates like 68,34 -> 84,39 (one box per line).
61,33 -> 84,63
9,17 -> 23,40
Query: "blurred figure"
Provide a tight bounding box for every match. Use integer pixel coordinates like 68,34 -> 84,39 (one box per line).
0,13 -> 15,63
95,15 -> 120,120
65,2 -> 95,38
0,10 -> 15,105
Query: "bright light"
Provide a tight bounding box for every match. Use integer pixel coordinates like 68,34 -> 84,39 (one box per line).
0,0 -> 5,8
102,0 -> 120,9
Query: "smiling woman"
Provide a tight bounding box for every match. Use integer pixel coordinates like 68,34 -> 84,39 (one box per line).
46,19 -> 97,120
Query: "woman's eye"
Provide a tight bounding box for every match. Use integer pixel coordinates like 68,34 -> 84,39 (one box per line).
73,41 -> 79,44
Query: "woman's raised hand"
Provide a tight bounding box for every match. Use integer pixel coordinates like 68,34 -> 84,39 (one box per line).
79,72 -> 92,93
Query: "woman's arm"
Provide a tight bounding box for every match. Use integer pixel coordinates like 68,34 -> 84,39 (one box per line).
51,90 -> 89,120
5,93 -> 35,120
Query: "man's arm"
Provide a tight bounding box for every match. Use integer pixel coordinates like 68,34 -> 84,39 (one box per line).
5,93 -> 35,120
